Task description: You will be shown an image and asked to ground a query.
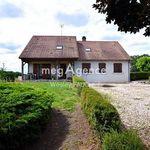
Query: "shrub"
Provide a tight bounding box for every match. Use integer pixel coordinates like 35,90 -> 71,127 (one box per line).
81,87 -> 122,138
130,72 -> 150,81
0,83 -> 53,148
72,75 -> 88,95
72,75 -> 86,83
0,70 -> 21,82
102,130 -> 145,150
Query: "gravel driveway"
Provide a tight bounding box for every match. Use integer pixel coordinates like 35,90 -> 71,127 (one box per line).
89,81 -> 150,148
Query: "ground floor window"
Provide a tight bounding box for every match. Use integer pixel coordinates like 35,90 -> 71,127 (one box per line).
82,63 -> 91,73
99,63 -> 106,73
114,63 -> 122,73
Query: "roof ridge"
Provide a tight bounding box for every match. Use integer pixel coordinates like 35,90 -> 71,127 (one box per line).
33,35 -> 77,37
77,40 -> 118,42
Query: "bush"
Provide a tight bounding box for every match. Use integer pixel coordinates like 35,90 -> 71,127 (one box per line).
72,76 -> 88,95
130,72 -> 150,81
0,70 -> 21,82
72,75 -> 86,83
0,83 -> 53,149
102,130 -> 145,150
81,87 -> 122,138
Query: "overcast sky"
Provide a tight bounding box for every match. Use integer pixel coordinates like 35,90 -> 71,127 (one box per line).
0,0 -> 150,72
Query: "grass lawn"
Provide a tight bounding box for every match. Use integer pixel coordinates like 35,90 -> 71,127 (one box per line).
22,82 -> 80,111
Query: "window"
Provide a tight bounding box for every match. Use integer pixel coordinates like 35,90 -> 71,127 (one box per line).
85,48 -> 91,52
99,63 -> 106,73
82,63 -> 91,73
56,45 -> 63,50
114,63 -> 122,73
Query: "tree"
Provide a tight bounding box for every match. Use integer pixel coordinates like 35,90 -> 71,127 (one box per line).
93,0 -> 150,36
130,55 -> 140,72
136,56 -> 150,72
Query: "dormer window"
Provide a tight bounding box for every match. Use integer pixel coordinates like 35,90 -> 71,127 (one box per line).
85,48 -> 91,52
56,45 -> 63,50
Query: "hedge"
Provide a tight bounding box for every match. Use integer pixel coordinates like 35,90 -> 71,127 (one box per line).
0,83 -> 53,149
81,87 -> 122,138
102,130 -> 145,150
80,86 -> 145,149
130,72 -> 150,81
72,75 -> 88,95
0,70 -> 21,82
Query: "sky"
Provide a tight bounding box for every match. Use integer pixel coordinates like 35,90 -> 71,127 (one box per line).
0,0 -> 150,72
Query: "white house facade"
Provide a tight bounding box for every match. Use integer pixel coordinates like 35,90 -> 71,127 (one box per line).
74,61 -> 130,83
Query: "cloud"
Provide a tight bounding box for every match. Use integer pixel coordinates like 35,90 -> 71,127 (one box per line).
0,0 -> 149,72
0,47 -> 22,71
0,43 -> 21,51
101,35 -> 123,41
56,12 -> 89,27
0,2 -> 23,18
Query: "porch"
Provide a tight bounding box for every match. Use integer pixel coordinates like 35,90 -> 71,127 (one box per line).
21,59 -> 75,80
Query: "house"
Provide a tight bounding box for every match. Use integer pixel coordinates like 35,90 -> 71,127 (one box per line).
19,36 -> 130,82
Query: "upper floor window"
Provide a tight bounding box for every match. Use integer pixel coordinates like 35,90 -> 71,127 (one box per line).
99,63 -> 106,73
114,63 -> 122,73
56,45 -> 63,50
82,63 -> 91,73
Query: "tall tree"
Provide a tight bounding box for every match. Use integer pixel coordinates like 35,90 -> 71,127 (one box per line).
136,56 -> 150,72
93,0 -> 150,36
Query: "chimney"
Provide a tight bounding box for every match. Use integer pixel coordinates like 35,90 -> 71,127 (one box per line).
82,36 -> 86,41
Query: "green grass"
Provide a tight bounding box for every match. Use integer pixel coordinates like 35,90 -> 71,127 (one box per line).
22,82 -> 80,111
102,130 -> 145,150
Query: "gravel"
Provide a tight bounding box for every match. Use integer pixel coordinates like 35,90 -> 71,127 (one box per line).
89,81 -> 150,148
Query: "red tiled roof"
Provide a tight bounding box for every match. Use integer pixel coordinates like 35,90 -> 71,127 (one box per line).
19,36 -> 130,61
77,41 -> 130,61
19,36 -> 79,59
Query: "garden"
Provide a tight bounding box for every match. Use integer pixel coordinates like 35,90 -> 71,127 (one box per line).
0,78 -> 147,150
0,82 -> 80,149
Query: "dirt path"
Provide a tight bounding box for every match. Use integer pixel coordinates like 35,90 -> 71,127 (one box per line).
24,105 -> 100,150
90,81 -> 150,148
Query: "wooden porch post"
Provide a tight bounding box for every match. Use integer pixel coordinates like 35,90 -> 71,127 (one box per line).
21,61 -> 26,80
56,61 -> 59,80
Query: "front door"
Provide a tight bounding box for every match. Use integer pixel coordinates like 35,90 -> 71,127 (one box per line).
42,64 -> 51,79
59,64 -> 66,79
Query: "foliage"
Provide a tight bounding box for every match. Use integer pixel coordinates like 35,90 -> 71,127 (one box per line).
72,75 -> 86,83
93,0 -> 150,36
72,76 -> 88,95
130,55 -> 141,72
130,55 -> 149,72
0,70 -> 21,82
0,82 -> 53,148
81,87 -> 122,138
80,85 -> 145,149
136,56 -> 150,72
102,130 -> 145,150
130,72 -> 150,81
